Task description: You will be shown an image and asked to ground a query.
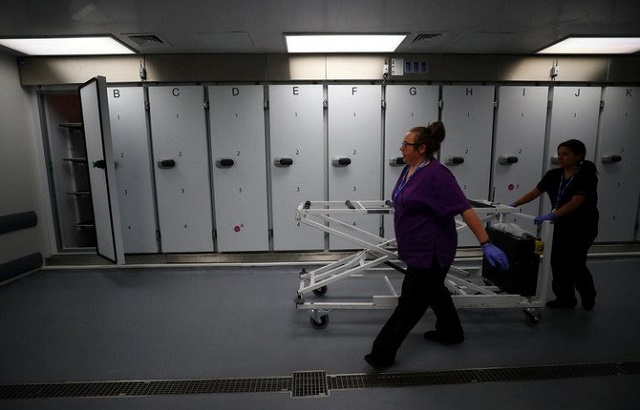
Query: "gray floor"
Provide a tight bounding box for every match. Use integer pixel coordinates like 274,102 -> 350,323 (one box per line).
1,257 -> 639,409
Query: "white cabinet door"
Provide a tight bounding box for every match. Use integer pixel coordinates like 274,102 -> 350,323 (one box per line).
108,86 -> 158,253
442,85 -> 495,246
79,76 -> 125,264
328,85 -> 382,250
544,86 -> 602,215
209,85 -> 269,252
596,87 -> 640,242
269,84 -> 325,251
148,86 -> 213,253
493,86 -> 548,232
383,85 -> 439,239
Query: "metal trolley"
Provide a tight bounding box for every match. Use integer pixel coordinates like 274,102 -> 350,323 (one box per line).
293,199 -> 554,329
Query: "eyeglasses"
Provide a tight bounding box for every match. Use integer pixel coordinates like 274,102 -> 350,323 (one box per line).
400,141 -> 420,148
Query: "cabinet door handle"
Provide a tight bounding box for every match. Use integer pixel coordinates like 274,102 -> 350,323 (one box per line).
216,158 -> 235,168
157,159 -> 176,169
445,156 -> 464,166
498,155 -> 519,165
332,157 -> 352,167
601,155 -> 622,164
273,157 -> 294,167
389,157 -> 405,166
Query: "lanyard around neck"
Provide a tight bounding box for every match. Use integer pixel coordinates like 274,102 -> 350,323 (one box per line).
554,168 -> 578,210
393,158 -> 431,201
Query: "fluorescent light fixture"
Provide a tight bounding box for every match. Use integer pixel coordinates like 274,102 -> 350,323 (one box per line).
0,36 -> 135,56
537,37 -> 640,54
286,34 -> 406,53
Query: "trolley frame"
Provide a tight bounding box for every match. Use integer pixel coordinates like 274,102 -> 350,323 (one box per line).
293,200 -> 553,328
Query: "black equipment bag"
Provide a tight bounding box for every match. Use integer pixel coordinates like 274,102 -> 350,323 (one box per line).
482,226 -> 540,296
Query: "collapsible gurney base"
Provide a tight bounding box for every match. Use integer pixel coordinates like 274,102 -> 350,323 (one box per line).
293,200 -> 553,329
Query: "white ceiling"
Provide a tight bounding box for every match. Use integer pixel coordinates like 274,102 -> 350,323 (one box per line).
1,0 -> 639,55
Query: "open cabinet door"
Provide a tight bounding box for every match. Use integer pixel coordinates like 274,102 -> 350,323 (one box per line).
79,76 -> 125,264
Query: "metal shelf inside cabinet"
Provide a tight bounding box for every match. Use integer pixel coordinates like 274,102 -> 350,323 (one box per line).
62,157 -> 88,163
71,221 -> 95,229
59,123 -> 83,129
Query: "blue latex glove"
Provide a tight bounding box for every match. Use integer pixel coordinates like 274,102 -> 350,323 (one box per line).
534,213 -> 557,225
482,243 -> 510,270
509,203 -> 518,208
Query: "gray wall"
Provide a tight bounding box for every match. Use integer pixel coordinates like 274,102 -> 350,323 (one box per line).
17,54 -> 640,85
0,53 -> 44,265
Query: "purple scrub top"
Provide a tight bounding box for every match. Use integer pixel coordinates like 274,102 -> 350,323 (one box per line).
393,158 -> 471,269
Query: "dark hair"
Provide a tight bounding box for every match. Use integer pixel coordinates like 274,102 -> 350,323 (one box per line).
558,139 -> 587,160
410,121 -> 446,156
558,139 -> 597,174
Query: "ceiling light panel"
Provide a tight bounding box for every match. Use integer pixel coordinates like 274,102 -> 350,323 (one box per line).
537,37 -> 640,54
0,36 -> 136,56
286,34 -> 406,53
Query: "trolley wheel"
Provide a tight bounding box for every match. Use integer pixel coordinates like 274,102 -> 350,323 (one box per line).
310,315 -> 329,329
313,286 -> 328,297
523,309 -> 541,326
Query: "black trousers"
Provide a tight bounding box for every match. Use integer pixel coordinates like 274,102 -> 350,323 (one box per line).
550,224 -> 597,303
369,263 -> 463,362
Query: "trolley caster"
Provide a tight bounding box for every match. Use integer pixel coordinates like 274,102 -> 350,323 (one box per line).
310,315 -> 329,329
523,308 -> 541,326
294,294 -> 305,305
313,286 -> 328,297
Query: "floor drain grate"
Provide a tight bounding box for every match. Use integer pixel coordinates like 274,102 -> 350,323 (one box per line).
1,361 -> 637,400
0,377 -> 292,400
327,361 -> 639,391
291,370 -> 329,398
328,369 -> 476,390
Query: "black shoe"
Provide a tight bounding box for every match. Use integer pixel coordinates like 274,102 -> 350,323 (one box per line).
423,331 -> 464,345
364,353 -> 394,370
545,299 -> 577,308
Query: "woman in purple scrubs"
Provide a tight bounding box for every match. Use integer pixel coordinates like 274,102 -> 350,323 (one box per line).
365,121 -> 509,370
